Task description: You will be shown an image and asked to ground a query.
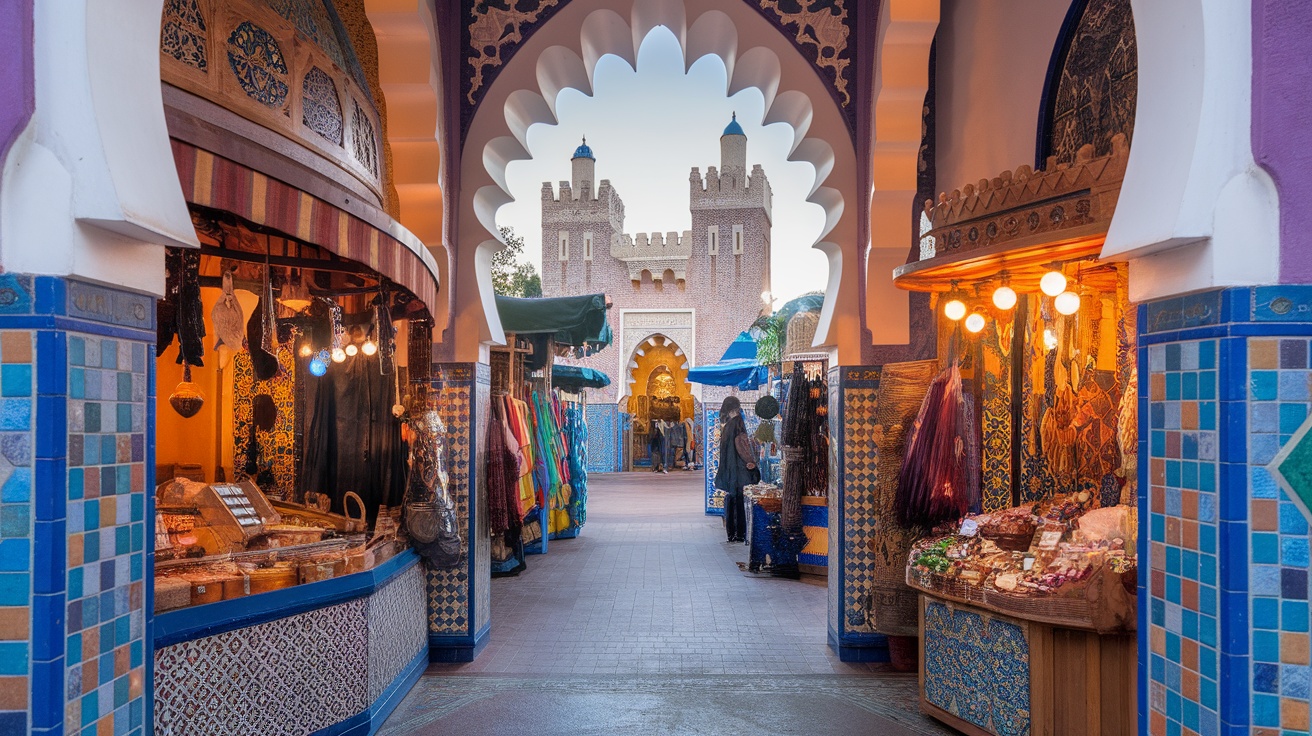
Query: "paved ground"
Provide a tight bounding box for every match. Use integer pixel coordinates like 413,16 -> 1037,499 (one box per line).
380,471 -> 956,735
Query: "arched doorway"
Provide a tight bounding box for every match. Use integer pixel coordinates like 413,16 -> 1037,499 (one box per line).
624,334 -> 694,468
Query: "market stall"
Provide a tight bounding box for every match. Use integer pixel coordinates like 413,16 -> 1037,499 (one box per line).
889,139 -> 1137,735
151,208 -> 445,613
488,294 -> 611,569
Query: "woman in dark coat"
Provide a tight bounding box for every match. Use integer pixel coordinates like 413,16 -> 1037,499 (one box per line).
714,396 -> 757,542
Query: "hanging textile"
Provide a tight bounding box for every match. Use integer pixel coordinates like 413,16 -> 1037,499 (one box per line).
158,248 -> 206,366
299,351 -> 405,524
895,362 -> 981,528
562,397 -> 588,531
487,401 -> 523,536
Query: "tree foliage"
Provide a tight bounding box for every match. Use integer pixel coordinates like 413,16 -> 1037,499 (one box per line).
492,227 -> 542,298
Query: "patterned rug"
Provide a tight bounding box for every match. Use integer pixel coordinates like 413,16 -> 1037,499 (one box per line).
379,673 -> 958,735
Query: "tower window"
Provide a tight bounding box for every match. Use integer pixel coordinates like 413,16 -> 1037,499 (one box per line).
584,232 -> 593,261
558,231 -> 569,261
708,226 -> 719,255
733,225 -> 744,254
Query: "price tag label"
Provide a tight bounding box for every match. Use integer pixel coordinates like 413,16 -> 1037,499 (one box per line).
1038,530 -> 1063,550
959,519 -> 979,537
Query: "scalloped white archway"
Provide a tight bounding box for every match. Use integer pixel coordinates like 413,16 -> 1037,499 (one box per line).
453,0 -> 861,364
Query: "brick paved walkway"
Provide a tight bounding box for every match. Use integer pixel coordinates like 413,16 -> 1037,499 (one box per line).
380,472 -> 957,734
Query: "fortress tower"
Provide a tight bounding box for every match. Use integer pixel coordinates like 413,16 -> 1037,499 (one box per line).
541,117 -> 773,411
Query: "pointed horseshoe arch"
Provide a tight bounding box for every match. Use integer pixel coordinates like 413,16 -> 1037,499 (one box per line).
453,0 -> 860,362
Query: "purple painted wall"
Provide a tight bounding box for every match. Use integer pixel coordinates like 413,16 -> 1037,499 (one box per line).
0,0 -> 34,165
1253,0 -> 1312,283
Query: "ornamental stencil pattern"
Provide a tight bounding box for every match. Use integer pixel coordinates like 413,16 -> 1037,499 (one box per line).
161,0 -> 208,71
302,66 -> 344,145
758,0 -> 850,104
266,0 -> 350,74
351,99 -> 379,177
1047,0 -> 1137,164
227,21 -> 290,108
922,600 -> 1032,736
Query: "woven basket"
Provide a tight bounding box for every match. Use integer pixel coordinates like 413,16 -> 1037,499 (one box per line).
785,312 -> 820,359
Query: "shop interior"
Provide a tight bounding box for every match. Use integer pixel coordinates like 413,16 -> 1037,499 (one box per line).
151,208 -> 435,611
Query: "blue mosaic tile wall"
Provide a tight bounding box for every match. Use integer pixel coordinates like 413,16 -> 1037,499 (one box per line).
584,402 -> 619,474
1142,338 -> 1222,736
1139,287 -> 1312,736
64,334 -> 149,735
0,276 -> 155,736
0,328 -> 34,735
922,599 -> 1031,735
1247,335 -> 1312,736
425,363 -> 490,662
826,366 -> 889,662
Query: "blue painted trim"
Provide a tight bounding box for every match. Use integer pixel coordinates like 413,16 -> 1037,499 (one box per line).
428,622 -> 490,663
154,551 -> 421,648
312,646 -> 428,736
1034,0 -> 1091,167
0,314 -> 156,342
827,629 -> 891,663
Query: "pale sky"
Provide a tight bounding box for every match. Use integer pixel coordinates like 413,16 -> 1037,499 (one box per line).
495,28 -> 829,304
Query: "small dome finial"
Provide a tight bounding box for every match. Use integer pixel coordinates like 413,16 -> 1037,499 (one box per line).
722,113 -> 745,138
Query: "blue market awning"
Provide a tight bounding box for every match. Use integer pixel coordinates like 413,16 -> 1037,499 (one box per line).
719,331 -> 757,361
687,359 -> 769,390
552,364 -> 611,390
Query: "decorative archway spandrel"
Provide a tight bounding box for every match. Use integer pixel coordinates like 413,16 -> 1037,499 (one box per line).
751,0 -> 860,136
462,0 -> 573,140
457,0 -> 865,143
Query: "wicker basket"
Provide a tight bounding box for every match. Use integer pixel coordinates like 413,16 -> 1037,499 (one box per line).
785,312 -> 820,360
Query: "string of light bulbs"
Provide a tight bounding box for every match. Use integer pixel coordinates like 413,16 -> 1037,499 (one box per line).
941,263 -> 1084,334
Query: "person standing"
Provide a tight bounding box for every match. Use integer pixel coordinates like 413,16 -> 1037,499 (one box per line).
648,422 -> 666,473
714,396 -> 757,542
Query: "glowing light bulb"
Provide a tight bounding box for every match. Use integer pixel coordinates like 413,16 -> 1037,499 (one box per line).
992,285 -> 1017,310
331,347 -> 347,363
1055,291 -> 1081,315
345,344 -> 359,357
309,358 -> 328,376
965,313 -> 986,333
1040,270 -> 1067,297
1043,329 -> 1058,352
298,343 -> 313,358
361,340 -> 378,356
943,299 -> 967,321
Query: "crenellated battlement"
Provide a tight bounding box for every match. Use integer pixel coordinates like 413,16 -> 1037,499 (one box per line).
611,229 -> 693,283
541,178 -> 619,204
690,164 -> 772,216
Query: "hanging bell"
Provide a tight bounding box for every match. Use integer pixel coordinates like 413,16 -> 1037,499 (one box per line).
169,364 -> 205,418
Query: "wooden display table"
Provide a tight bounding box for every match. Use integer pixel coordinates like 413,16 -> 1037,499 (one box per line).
918,594 -> 1135,736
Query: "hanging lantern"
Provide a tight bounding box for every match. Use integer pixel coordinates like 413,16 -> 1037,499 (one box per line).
168,364 -> 205,418
309,349 -> 329,376
361,339 -> 378,356
943,299 -> 967,321
1040,270 -> 1067,297
331,347 -> 347,363
965,312 -> 987,334
1055,291 -> 1081,315
345,344 -> 359,357
278,270 -> 313,313
992,285 -> 1017,310
298,342 -> 314,358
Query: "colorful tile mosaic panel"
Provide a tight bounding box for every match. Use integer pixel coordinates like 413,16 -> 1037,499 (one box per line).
584,403 -> 619,474
1144,339 -> 1221,736
922,600 -> 1031,736
0,331 -> 33,735
64,334 -> 150,736
832,367 -> 882,641
702,406 -> 762,516
424,363 -> 491,644
1247,337 -> 1312,734
365,565 -> 428,704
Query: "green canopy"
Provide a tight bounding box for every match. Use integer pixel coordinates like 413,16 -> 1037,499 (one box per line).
552,364 -> 612,390
495,293 -> 612,348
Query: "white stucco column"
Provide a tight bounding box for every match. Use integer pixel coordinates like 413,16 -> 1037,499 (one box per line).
0,0 -> 197,297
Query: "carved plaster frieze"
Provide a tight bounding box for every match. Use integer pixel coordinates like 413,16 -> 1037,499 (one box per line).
919,134 -> 1129,262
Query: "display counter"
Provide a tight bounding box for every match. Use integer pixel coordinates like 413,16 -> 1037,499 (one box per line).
907,496 -> 1137,736
153,550 -> 428,735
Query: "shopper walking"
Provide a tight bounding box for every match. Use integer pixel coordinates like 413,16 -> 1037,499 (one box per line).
714,396 -> 757,542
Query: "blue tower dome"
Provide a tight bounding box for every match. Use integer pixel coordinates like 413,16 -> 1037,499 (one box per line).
722,112 -> 745,137
572,136 -> 594,160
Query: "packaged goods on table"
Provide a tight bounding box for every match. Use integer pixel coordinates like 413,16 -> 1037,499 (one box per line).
906,496 -> 1138,633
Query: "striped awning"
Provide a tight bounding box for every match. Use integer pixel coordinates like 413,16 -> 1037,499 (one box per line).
169,140 -> 439,309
